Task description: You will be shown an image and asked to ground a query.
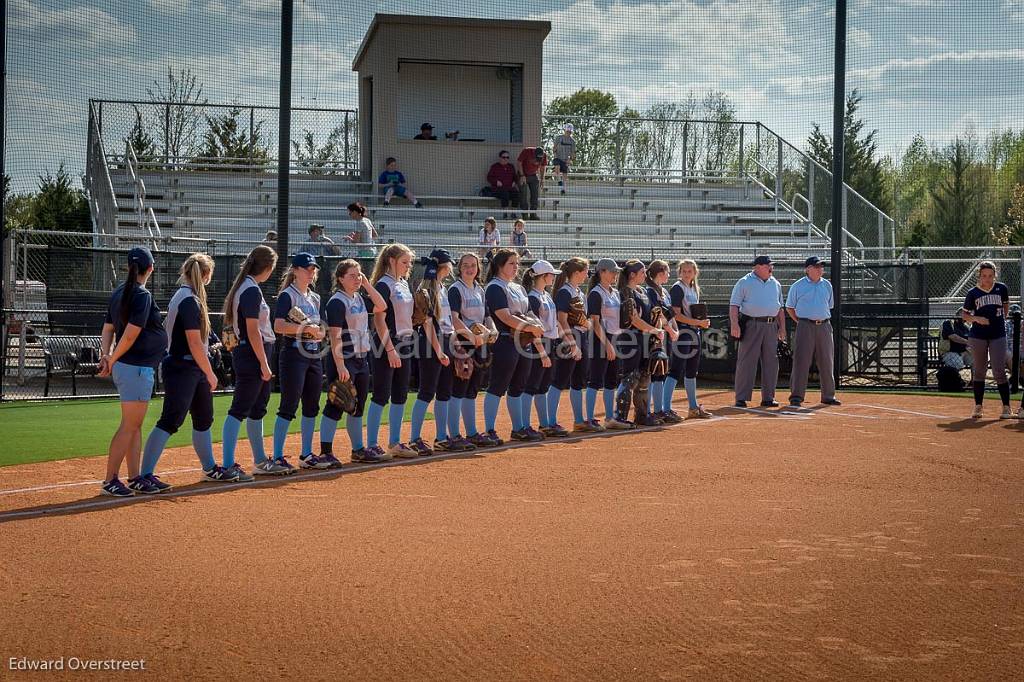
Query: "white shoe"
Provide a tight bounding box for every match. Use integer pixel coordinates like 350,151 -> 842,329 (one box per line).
602,418 -> 634,431
999,405 -> 1013,420
971,405 -> 983,419
1016,408 -> 1024,419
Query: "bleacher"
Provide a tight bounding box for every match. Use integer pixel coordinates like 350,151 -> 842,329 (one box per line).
109,165 -> 828,263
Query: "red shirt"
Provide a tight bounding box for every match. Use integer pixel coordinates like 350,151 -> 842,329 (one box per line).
487,162 -> 518,189
517,148 -> 547,177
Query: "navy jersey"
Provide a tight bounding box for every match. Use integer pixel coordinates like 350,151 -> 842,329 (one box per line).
234,277 -> 274,343
963,283 -> 1009,340
165,286 -> 205,360
104,283 -> 167,368
449,279 -> 486,326
624,286 -> 654,328
485,278 -> 529,334
646,284 -> 671,318
326,290 -> 370,357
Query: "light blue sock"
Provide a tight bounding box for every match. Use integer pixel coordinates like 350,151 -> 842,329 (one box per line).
448,397 -> 463,437
345,415 -> 364,451
192,429 -> 215,471
246,418 -> 267,464
435,400 -> 449,441
221,416 -> 242,468
508,394 -> 524,431
388,402 -> 405,446
463,397 -> 480,436
141,427 -> 171,476
366,401 -> 385,447
300,415 -> 316,457
410,398 -> 429,442
533,393 -> 548,427
684,377 -> 698,410
272,416 -> 290,460
521,393 -> 533,429
651,380 -> 665,413
484,392 -> 501,432
603,388 -> 616,420
320,416 -> 340,446
663,376 -> 679,413
569,388 -> 584,424
586,387 -> 598,421
547,386 -> 562,426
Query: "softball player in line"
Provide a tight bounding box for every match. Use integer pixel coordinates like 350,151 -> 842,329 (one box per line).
448,253 -> 496,448
668,259 -> 712,419
586,258 -> 623,430
139,254 -> 224,491
552,258 -> 591,433
645,260 -> 682,423
322,259 -> 391,464
523,260 -> 567,437
615,260 -> 664,427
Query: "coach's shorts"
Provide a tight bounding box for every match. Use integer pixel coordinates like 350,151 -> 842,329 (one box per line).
553,158 -> 569,173
112,361 -> 155,402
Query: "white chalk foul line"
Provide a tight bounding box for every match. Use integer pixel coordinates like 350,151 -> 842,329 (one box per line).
780,406 -> 879,420
731,406 -> 811,419
0,467 -> 204,497
850,403 -> 954,420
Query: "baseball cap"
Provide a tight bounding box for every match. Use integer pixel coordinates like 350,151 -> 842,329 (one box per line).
530,259 -> 556,276
533,147 -> 546,160
420,122 -> 433,131
428,248 -> 453,265
595,258 -> 621,273
291,252 -> 319,269
804,256 -> 826,267
564,124 -> 575,133
753,255 -> 773,266
128,246 -> 154,269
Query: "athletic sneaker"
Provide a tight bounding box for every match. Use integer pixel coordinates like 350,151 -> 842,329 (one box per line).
1017,407 -> 1024,419
101,478 -> 134,497
432,438 -> 453,453
687,405 -> 713,419
225,464 -> 254,482
635,414 -> 662,427
388,442 -> 418,459
510,428 -> 543,442
409,438 -> 434,456
999,405 -> 1014,420
369,445 -> 394,461
602,417 -> 633,431
203,465 -> 240,483
588,419 -> 606,432
450,436 -> 477,452
128,475 -> 161,495
541,423 -> 570,438
351,447 -> 386,464
573,421 -> 597,433
300,453 -> 330,470
319,453 -> 343,469
971,405 -> 984,419
524,426 -> 546,440
273,457 -> 297,474
143,473 -> 173,493
468,433 -> 495,448
661,410 -> 684,424
485,429 -> 505,446
253,459 -> 291,476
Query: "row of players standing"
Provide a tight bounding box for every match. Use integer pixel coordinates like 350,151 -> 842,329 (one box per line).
95,245 -> 713,496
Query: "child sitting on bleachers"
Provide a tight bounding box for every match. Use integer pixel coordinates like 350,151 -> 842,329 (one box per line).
378,157 -> 423,208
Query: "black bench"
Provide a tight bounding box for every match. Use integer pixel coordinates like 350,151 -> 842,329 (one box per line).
41,335 -> 103,397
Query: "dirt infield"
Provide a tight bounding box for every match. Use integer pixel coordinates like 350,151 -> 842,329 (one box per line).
1,392 -> 1022,680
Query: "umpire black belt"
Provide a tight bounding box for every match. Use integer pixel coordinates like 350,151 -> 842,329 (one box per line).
743,315 -> 777,323
798,318 -> 831,325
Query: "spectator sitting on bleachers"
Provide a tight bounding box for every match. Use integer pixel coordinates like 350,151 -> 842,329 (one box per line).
345,202 -> 378,258
517,145 -> 547,221
510,218 -> 531,258
378,157 -> 424,208
940,316 -> 972,370
305,223 -> 342,257
413,122 -> 437,140
479,217 -> 500,261
262,230 -> 277,250
486,150 -> 520,219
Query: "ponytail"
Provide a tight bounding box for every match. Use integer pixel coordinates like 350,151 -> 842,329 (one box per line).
178,253 -> 214,339
224,245 -> 277,327
554,257 -> 588,293
486,248 -> 517,282
370,243 -> 414,285
520,267 -> 537,292
119,262 -> 141,330
645,259 -> 668,289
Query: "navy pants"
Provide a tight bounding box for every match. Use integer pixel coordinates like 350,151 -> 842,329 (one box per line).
156,356 -> 214,434
668,329 -> 702,380
416,331 -> 454,403
525,338 -> 555,396
228,341 -> 272,421
487,334 -> 529,397
323,354 -> 370,421
553,330 -> 588,391
370,334 -> 413,406
616,330 -> 645,377
277,342 -> 323,421
452,342 -> 485,400
588,335 -> 620,390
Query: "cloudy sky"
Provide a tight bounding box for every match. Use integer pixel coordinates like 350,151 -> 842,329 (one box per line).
7,0 -> 1024,192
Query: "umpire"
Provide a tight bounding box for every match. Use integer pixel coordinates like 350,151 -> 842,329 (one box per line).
729,255 -> 786,408
786,256 -> 840,407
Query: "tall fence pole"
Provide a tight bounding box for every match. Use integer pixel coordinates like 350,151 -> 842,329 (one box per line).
0,0 -> 7,400
830,0 -> 847,389
275,0 -> 294,264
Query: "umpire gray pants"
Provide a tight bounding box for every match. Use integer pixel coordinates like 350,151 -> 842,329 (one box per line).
789,319 -> 836,402
735,318 -> 780,402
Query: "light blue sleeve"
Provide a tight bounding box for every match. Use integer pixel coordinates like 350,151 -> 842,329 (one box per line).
785,281 -> 798,309
728,278 -> 746,307
828,280 -> 835,309
776,280 -> 784,307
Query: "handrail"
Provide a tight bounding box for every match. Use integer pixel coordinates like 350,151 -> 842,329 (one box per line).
85,101 -> 119,236
93,99 -> 356,114
790,193 -> 817,247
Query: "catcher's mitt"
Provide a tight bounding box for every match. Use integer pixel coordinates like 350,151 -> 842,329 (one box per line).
412,288 -> 432,327
650,305 -> 665,329
287,305 -> 311,325
221,327 -> 239,352
514,312 -> 544,347
566,297 -> 588,328
777,339 -> 792,360
689,303 -> 708,321
470,321 -> 498,345
327,377 -> 359,415
473,349 -> 493,370
619,292 -> 637,329
453,355 -> 474,380
649,350 -> 669,377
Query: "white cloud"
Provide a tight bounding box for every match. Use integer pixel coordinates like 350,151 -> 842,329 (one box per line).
1005,0 -> 1024,20
148,0 -> 190,14
11,0 -> 136,47
907,34 -> 946,49
850,27 -> 873,50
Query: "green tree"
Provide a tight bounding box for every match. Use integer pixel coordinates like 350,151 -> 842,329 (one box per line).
125,106 -> 158,163
4,175 -> 35,232
32,164 -> 92,232
544,89 -> 620,171
807,89 -> 892,214
198,106 -> 270,165
993,184 -> 1024,245
293,124 -> 351,175
927,138 -> 989,245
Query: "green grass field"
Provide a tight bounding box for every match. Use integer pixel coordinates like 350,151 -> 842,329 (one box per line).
0,395 -> 420,468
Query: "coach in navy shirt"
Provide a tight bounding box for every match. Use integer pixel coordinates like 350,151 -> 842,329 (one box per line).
962,260 -> 1011,418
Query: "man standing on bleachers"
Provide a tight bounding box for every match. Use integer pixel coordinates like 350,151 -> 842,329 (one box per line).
551,124 -> 576,195
517,146 -> 547,221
